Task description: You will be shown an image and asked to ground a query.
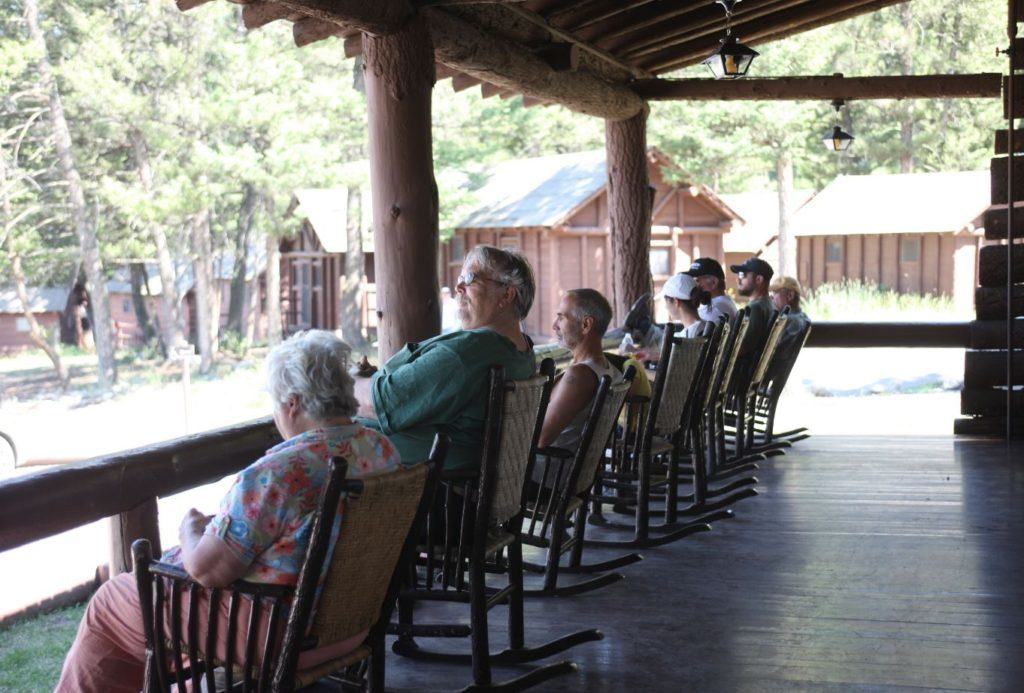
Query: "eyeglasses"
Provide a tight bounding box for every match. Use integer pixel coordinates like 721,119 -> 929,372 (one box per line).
457,271 -> 503,287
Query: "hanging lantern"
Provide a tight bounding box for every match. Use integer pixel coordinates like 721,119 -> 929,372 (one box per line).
704,0 -> 757,80
702,34 -> 759,80
823,99 -> 855,151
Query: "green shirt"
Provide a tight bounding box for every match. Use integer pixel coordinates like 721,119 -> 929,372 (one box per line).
364,328 -> 536,471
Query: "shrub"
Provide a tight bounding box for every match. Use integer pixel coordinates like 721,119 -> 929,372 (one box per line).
802,280 -> 964,322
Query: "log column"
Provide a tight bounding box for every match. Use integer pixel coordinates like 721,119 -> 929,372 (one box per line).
363,16 -> 440,362
605,106 -> 653,321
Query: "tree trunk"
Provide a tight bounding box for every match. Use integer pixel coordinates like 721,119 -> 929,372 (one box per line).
130,128 -> 185,352
775,148 -> 795,277
25,0 -> 116,388
190,210 -> 215,373
363,17 -> 440,362
227,183 -> 258,334
244,242 -> 262,348
605,106 -> 653,321
129,263 -> 157,346
897,3 -> 915,174
340,184 -> 366,350
1,153 -> 69,387
265,228 -> 283,346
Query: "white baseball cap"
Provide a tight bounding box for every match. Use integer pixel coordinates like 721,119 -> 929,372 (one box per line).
655,273 -> 698,301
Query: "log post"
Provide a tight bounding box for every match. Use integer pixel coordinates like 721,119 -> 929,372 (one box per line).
363,16 -> 440,362
110,497 -> 160,577
605,106 -> 653,322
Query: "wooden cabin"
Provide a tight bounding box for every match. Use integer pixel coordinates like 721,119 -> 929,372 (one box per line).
790,171 -> 991,312
442,148 -> 741,336
0,288 -> 64,353
282,188 -> 375,339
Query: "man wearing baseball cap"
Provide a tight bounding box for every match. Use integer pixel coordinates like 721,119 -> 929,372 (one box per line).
684,257 -> 738,325
729,256 -> 776,384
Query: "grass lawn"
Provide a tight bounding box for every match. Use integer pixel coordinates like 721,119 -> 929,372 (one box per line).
0,602 -> 85,692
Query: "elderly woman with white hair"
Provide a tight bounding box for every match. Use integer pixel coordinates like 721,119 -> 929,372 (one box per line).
57,330 -> 401,693
363,244 -> 536,472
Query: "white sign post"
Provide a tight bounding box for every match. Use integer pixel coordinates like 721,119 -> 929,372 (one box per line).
174,344 -> 201,434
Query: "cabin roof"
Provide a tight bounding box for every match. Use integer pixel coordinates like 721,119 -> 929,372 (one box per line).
0,287 -> 66,314
457,148 -> 739,230
721,189 -> 816,253
790,170 -> 990,237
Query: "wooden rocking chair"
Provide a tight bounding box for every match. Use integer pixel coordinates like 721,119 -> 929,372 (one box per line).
131,435 -> 446,693
392,360 -> 603,691
520,366 -> 639,597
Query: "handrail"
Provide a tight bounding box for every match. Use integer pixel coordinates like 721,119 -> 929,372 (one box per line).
804,321 -> 971,348
0,417 -> 281,553
0,325 -> 972,556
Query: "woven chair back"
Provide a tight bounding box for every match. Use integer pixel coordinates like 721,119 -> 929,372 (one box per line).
573,375 -> 633,497
718,312 -> 750,404
701,320 -> 732,412
310,463 -> 429,646
750,313 -> 788,389
653,336 -> 706,435
489,372 -> 550,525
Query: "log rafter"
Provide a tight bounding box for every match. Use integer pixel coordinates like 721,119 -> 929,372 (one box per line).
634,74 -> 1003,102
179,0 -> 645,120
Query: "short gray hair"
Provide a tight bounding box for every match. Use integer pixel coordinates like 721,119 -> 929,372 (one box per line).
465,245 -> 535,320
566,289 -> 613,336
266,330 -> 359,420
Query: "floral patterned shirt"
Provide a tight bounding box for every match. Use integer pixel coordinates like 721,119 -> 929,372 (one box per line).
165,423 -> 401,585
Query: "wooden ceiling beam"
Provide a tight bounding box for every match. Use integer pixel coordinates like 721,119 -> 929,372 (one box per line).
616,0 -> 812,60
641,0 -> 910,73
451,73 -> 483,91
545,0 -> 656,33
584,0 -> 716,45
634,73 -> 1003,101
343,33 -> 362,57
292,16 -> 345,46
242,1 -> 300,29
424,6 -> 644,119
180,0 -> 643,120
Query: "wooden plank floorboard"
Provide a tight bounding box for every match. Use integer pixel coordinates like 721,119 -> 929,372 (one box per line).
370,435 -> 1024,692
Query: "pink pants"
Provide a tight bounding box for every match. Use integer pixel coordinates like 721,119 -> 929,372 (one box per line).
56,573 -> 367,693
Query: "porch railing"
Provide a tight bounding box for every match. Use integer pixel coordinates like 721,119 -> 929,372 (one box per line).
0,322 -> 975,618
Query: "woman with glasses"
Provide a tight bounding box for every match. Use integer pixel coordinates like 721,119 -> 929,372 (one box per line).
361,245 -> 536,472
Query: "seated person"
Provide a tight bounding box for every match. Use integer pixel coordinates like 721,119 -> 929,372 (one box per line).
684,257 -> 738,324
769,274 -> 811,347
57,331 -> 401,693
364,245 -> 536,472
538,289 -> 620,453
729,257 -> 777,387
630,273 -> 712,363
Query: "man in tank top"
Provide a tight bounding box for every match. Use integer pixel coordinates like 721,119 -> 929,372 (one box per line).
538,289 -> 620,457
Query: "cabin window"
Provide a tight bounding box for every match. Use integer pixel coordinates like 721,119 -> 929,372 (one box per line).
451,236 -> 465,262
123,299 -> 132,314
650,248 -> 671,277
900,237 -> 921,263
825,239 -> 843,264
499,235 -> 519,251
15,317 -> 29,332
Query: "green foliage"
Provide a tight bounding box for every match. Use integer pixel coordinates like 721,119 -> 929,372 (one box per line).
803,280 -> 962,321
0,602 -> 86,692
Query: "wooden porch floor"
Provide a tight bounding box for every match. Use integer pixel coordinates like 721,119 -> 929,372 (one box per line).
366,435 -> 1024,692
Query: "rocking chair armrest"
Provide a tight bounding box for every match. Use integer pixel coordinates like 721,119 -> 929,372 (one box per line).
536,446 -> 573,459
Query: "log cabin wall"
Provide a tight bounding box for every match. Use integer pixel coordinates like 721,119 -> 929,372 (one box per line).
444,157 -> 733,337
796,231 -> 982,308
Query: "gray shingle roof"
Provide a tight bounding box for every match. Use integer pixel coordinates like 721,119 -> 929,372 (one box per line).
790,170 -> 989,237
0,287 -> 66,314
457,149 -> 608,229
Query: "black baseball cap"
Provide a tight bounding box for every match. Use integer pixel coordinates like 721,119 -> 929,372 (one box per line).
729,257 -> 775,282
683,257 -> 725,282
